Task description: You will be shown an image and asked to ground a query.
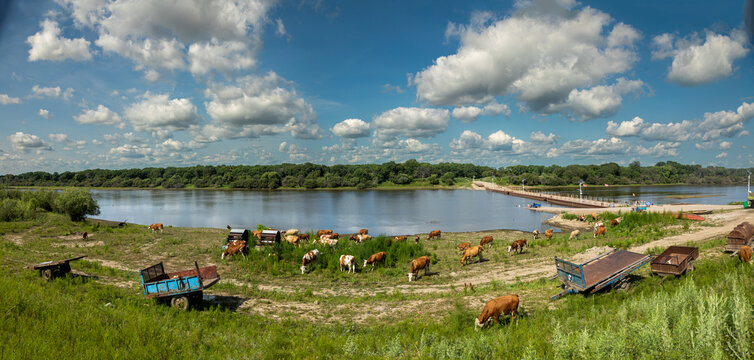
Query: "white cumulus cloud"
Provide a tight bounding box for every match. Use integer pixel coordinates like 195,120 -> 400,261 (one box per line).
27,19 -> 92,61
544,78 -> 644,121
38,109 -> 53,120
0,94 -> 22,105
372,107 -> 449,142
8,132 -> 53,153
331,118 -> 370,138
606,116 -> 645,137
74,105 -> 125,128
31,85 -> 75,101
125,92 -> 199,133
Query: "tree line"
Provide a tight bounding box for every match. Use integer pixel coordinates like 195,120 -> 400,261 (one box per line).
0,160 -> 749,190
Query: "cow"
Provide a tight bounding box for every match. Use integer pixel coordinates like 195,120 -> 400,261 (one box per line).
301,249 -> 319,274
544,229 -> 554,240
480,236 -> 494,248
594,226 -> 607,238
392,236 -> 407,242
577,215 -> 587,222
349,234 -> 372,243
148,223 -> 163,233
316,229 -> 333,237
569,230 -> 580,241
320,238 -> 339,248
285,229 -> 299,236
591,212 -> 599,220
508,239 -> 527,254
408,256 -> 431,281
414,235 -> 420,243
339,255 -> 356,273
251,230 -> 262,239
285,235 -> 300,247
427,230 -> 442,240
610,218 -> 621,227
82,232 -> 88,240
461,245 -> 483,266
363,251 -> 386,271
474,294 -> 519,330
297,233 -> 310,242
594,222 -> 604,231
457,242 -> 471,255
329,233 -> 340,239
222,240 -> 247,260
739,245 -> 752,264
319,234 -> 335,242
532,229 -> 539,240
358,228 -> 369,235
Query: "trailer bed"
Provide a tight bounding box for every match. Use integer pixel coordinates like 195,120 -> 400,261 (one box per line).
553,249 -> 652,299
581,250 -> 648,289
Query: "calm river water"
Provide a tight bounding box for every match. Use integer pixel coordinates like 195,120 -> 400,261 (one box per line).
91,185 -> 748,234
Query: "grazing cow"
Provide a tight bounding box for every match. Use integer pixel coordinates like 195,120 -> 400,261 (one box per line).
320,238 -> 339,248
610,218 -> 621,227
414,235 -> 420,243
297,233 -> 310,242
594,222 -> 604,231
427,230 -> 442,240
319,234 -> 334,242
285,229 -> 299,236
508,239 -> 528,254
301,249 -> 320,274
532,229 -> 539,240
82,232 -> 88,240
339,255 -> 356,273
358,228 -> 369,235
349,234 -> 372,243
285,235 -> 300,247
739,246 -> 751,264
329,233 -> 340,239
316,229 -> 333,237
591,212 -> 599,220
594,226 -> 607,238
461,245 -> 483,266
569,230 -> 580,241
408,256 -> 431,281
251,230 -> 262,239
457,242 -> 471,255
148,223 -> 163,233
222,240 -> 247,260
475,295 -> 519,330
577,215 -> 587,222
480,236 -> 494,248
363,251 -> 386,271
544,229 -> 554,240
392,235 -> 407,242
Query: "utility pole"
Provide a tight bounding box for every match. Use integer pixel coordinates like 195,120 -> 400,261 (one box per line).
578,180 -> 584,202
522,178 -> 525,191
748,170 -> 751,195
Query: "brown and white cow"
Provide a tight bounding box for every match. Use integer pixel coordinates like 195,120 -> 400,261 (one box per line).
339,255 -> 356,273
148,223 -> 163,233
480,236 -> 494,248
301,249 -> 319,274
414,235 -> 420,243
285,229 -> 299,236
461,245 -> 483,266
457,242 -> 471,255
82,232 -> 88,240
739,245 -> 752,264
610,218 -> 621,227
594,222 -> 604,231
577,215 -> 587,222
408,256 -> 431,281
594,226 -> 607,238
508,239 -> 527,254
392,235 -> 407,243
591,212 -> 599,220
320,238 -> 339,248
285,235 -> 300,247
427,230 -> 442,240
349,234 -> 372,243
363,251 -> 386,271
474,294 -> 519,330
358,228 -> 369,235
222,240 -> 247,260
251,230 -> 262,239
569,230 -> 580,241
316,229 -> 333,237
532,229 -> 539,240
544,229 -> 554,240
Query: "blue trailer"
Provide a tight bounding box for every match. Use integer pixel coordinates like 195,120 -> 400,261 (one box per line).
139,261 -> 220,310
551,248 -> 652,300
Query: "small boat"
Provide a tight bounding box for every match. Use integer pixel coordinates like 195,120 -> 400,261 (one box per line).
673,213 -> 705,221
528,203 -> 541,208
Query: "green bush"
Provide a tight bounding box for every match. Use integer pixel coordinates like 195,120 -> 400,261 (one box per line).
54,189 -> 100,221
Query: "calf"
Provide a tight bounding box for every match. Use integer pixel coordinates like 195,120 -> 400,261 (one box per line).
285,229 -> 299,236
222,240 -> 247,260
739,245 -> 751,264
594,226 -> 607,238
339,255 -> 356,273
408,256 -> 431,281
475,294 -> 519,330
148,223 -> 163,233
316,229 -> 333,237
569,230 -> 580,241
301,249 -> 319,274
461,245 -> 483,266
457,242 -> 471,255
392,235 -> 407,242
427,230 -> 442,240
363,251 -> 386,271
544,229 -> 554,240
508,239 -> 527,254
480,236 -> 494,248
285,235 -> 300,247
532,229 -> 539,240
358,228 -> 369,235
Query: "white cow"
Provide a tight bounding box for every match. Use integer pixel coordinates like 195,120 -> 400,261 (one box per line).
301,249 -> 319,274
339,255 -> 355,273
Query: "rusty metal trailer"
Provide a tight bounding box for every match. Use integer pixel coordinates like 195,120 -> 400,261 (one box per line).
551,249 -> 652,300
30,255 -> 86,280
725,222 -> 754,253
139,261 -> 220,310
650,246 -> 698,276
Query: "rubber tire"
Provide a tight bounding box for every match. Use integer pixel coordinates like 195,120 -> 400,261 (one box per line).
41,269 -> 53,281
171,296 -> 190,311
686,260 -> 694,273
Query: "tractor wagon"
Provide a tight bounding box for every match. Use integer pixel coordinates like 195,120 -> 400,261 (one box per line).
650,246 -> 698,276
139,261 -> 219,310
725,221 -> 754,253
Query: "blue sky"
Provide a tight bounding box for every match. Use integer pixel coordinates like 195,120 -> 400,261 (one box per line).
0,0 -> 753,174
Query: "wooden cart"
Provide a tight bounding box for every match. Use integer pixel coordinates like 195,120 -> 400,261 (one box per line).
31,255 -> 86,280
650,246 -> 698,276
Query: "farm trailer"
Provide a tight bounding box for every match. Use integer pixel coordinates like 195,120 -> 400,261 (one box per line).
30,255 -> 86,280
650,246 -> 698,276
725,221 -> 754,253
139,261 -> 220,310
551,248 -> 653,300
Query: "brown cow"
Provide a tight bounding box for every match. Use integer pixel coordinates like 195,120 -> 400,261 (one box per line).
591,212 -> 599,220
82,232 -> 88,240
508,239 -> 527,254
222,240 -> 247,260
392,235 -> 407,242
480,236 -> 494,248
148,223 -> 163,233
544,229 -> 554,240
594,226 -> 607,238
427,230 -> 442,240
358,228 -> 369,235
251,230 -> 262,239
461,245 -> 483,266
739,246 -> 752,264
408,256 -> 431,281
475,294 -> 519,330
577,215 -> 587,222
297,233 -> 310,242
414,235 -> 420,243
457,242 -> 471,255
363,251 -> 386,271
610,219 -> 620,227
301,249 -> 319,274
316,229 -> 333,237
329,233 -> 340,239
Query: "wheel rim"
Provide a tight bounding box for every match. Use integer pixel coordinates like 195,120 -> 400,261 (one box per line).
41,269 -> 53,280
172,296 -> 189,310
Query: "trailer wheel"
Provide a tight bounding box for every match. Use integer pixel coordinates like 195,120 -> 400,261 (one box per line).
686,260 -> 694,273
41,268 -> 53,281
171,296 -> 190,311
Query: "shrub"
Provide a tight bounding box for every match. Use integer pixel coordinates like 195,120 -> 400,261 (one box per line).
54,189 -> 100,221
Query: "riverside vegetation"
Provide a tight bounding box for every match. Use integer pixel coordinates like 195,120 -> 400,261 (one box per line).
0,190 -> 751,359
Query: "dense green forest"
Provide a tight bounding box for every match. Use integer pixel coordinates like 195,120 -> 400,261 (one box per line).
0,160 -> 749,189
